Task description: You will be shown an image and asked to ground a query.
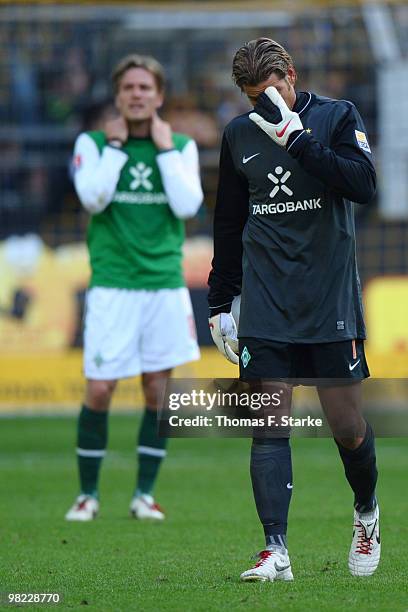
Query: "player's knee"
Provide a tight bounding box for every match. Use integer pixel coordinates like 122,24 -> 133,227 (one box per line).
86,379 -> 117,411
142,371 -> 171,410
143,383 -> 162,410
335,436 -> 364,451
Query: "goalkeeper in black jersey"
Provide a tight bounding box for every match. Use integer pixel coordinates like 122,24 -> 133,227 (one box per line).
208,38 -> 380,581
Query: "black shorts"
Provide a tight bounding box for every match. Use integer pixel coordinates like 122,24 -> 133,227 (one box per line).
239,337 -> 370,385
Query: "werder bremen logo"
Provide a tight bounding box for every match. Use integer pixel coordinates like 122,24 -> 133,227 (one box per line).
114,162 -> 168,204
93,352 -> 104,368
241,346 -> 251,368
129,163 -> 153,190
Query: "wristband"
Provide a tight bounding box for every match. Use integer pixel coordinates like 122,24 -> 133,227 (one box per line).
108,139 -> 124,149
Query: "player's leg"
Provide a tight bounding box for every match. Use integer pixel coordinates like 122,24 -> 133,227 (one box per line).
130,369 -> 171,520
317,374 -> 380,576
65,379 -> 116,521
66,286 -> 142,521
311,339 -> 378,512
238,339 -> 295,582
241,434 -> 294,582
78,380 -> 116,496
318,383 -> 378,513
130,287 -> 200,520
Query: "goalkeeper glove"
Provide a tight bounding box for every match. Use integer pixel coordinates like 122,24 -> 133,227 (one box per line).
209,313 -> 239,365
249,86 -> 303,147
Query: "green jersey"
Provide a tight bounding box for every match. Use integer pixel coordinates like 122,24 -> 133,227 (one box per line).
80,131 -> 194,290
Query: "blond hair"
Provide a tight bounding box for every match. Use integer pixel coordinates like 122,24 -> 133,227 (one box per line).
111,54 -> 165,93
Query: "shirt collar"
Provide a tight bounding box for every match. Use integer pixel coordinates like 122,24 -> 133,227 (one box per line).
293,91 -> 315,117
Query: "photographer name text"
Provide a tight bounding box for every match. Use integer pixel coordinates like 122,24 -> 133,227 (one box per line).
168,415 -> 323,428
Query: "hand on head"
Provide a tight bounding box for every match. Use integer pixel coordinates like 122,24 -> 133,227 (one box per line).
150,111 -> 173,151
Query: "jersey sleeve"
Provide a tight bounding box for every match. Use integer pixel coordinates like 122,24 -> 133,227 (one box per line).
286,103 -> 376,204
156,139 -> 203,219
208,131 -> 249,315
73,133 -> 129,214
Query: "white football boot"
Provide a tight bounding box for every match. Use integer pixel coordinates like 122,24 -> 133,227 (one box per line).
240,548 -> 294,582
130,494 -> 165,520
65,494 -> 99,521
349,504 -> 381,576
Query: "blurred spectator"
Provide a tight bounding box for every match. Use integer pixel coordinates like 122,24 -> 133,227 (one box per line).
216,89 -> 250,129
9,49 -> 41,126
163,94 -> 219,148
0,141 -> 47,239
80,98 -> 117,132
325,68 -> 376,144
325,69 -> 349,100
42,47 -> 91,126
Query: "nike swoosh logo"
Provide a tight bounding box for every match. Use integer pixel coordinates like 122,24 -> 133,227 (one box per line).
242,153 -> 260,164
275,563 -> 291,572
349,359 -> 361,371
275,119 -> 292,138
358,519 -> 377,540
365,520 -> 377,539
286,483 -> 293,489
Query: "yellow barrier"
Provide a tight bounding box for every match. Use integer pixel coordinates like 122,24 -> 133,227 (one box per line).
0,348 -> 235,412
365,276 -> 408,353
0,238 -> 212,354
0,347 -> 406,413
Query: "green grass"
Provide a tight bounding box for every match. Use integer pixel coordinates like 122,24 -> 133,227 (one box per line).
0,415 -> 407,611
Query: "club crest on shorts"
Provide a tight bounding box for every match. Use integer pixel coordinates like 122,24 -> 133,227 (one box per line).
241,346 -> 251,368
93,352 -> 104,368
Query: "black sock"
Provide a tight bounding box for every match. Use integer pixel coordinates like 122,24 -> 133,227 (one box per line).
77,405 -> 108,498
136,408 -> 168,496
335,421 -> 378,512
250,438 -> 292,549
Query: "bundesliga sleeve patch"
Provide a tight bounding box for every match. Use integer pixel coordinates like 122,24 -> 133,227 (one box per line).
72,154 -> 82,171
355,130 -> 371,153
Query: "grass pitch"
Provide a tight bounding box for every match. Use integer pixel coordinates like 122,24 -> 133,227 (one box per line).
1,415 -> 407,611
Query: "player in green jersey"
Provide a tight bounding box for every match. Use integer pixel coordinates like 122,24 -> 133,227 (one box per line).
66,55 -> 202,521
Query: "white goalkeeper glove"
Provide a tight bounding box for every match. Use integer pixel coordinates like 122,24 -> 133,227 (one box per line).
249,86 -> 303,147
209,312 -> 239,365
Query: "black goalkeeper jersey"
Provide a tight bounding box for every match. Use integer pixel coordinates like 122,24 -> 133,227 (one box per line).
208,92 -> 376,343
